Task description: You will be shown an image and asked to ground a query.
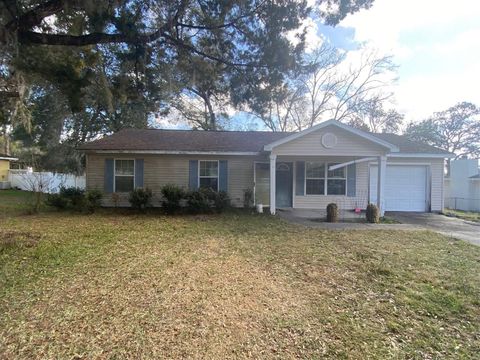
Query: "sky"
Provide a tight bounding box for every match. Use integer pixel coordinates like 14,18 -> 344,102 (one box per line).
328,0 -> 480,121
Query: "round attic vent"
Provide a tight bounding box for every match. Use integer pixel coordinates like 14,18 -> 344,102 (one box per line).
321,133 -> 338,148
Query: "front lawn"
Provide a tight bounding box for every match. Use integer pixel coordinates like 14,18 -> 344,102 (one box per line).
1,191 -> 479,358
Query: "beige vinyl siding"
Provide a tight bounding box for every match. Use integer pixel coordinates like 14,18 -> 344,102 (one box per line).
86,153 -> 260,207
272,125 -> 388,157
384,157 -> 445,212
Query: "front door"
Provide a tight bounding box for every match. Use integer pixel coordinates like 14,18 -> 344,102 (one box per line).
276,162 -> 293,208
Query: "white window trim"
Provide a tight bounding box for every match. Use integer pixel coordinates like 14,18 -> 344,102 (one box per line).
326,162 -> 347,196
304,161 -> 348,196
305,161 -> 325,195
114,158 -> 135,193
198,160 -> 219,191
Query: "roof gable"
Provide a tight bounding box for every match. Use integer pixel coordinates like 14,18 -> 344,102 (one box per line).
263,120 -> 399,152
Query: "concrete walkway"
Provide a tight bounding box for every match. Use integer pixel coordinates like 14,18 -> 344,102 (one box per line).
277,209 -> 480,246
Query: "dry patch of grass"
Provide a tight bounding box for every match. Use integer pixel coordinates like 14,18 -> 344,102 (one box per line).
0,203 -> 479,358
444,209 -> 480,223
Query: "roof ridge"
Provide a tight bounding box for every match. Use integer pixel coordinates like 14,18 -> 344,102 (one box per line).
119,128 -> 295,134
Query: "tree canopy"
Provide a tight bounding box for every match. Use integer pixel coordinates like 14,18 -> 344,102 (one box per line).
1,0 -> 376,171
405,102 -> 480,171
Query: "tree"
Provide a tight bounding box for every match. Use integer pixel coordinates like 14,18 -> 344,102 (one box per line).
405,102 -> 480,171
239,44 -> 397,132
1,0 -> 375,124
348,101 -> 404,133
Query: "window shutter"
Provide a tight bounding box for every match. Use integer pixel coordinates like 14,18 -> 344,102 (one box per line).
219,160 -> 228,192
189,160 -> 199,190
135,159 -> 144,188
104,158 -> 114,193
296,161 -> 305,196
347,163 -> 356,197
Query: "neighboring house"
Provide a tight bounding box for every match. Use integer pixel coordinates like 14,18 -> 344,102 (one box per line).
79,120 -> 454,215
444,159 -> 480,211
0,153 -> 18,189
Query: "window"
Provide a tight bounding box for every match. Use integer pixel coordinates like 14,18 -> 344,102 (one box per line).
327,163 -> 346,195
305,162 -> 325,195
199,160 -> 218,190
115,159 -> 135,192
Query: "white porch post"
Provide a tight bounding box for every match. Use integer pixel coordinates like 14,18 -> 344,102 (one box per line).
377,155 -> 387,216
269,154 -> 277,215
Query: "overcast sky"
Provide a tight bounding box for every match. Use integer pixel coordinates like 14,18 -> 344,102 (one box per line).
330,0 -> 480,121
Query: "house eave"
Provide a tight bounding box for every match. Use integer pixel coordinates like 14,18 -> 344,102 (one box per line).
0,156 -> 18,161
82,150 -> 261,156
387,153 -> 455,159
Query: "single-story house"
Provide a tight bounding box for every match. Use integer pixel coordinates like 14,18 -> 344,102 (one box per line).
0,153 -> 18,189
79,120 -> 454,215
444,159 -> 480,211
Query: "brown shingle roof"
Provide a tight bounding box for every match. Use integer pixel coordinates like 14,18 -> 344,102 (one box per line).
370,133 -> 452,155
0,153 -> 17,159
79,128 -> 451,155
78,129 -> 293,152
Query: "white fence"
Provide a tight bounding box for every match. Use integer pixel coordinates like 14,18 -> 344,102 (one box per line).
8,170 -> 85,193
444,197 -> 480,212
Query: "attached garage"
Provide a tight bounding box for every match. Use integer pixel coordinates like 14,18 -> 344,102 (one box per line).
370,164 -> 429,212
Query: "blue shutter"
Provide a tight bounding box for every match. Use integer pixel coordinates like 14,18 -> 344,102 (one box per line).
104,158 -> 114,193
347,163 -> 356,197
296,161 -> 305,196
135,159 -> 144,188
219,160 -> 228,192
189,160 -> 199,190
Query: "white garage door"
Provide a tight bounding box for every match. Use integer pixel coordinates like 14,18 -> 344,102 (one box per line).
370,165 -> 428,212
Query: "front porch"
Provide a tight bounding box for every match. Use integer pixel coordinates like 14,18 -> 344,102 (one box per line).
254,155 -> 388,216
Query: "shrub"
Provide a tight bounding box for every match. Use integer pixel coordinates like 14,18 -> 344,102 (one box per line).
161,184 -> 185,214
59,186 -> 86,210
366,203 -> 380,223
186,188 -> 213,214
46,193 -> 69,210
213,191 -> 230,213
326,203 -> 338,223
243,188 -> 254,208
85,189 -> 103,213
129,188 -> 153,212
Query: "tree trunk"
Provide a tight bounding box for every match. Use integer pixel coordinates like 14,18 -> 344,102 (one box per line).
204,95 -> 217,130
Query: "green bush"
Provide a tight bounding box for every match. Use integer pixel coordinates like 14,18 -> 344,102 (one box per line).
129,188 -> 153,212
85,189 -> 103,213
326,203 -> 338,223
366,203 -> 380,223
46,187 -> 103,213
213,191 -> 230,213
186,188 -> 231,214
46,193 -> 69,210
59,186 -> 86,210
161,184 -> 185,214
186,188 -> 212,214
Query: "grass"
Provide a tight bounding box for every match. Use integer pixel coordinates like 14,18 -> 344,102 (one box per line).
444,208 -> 480,223
1,190 -> 479,359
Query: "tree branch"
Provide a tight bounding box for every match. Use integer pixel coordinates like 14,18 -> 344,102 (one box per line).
18,28 -> 166,45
